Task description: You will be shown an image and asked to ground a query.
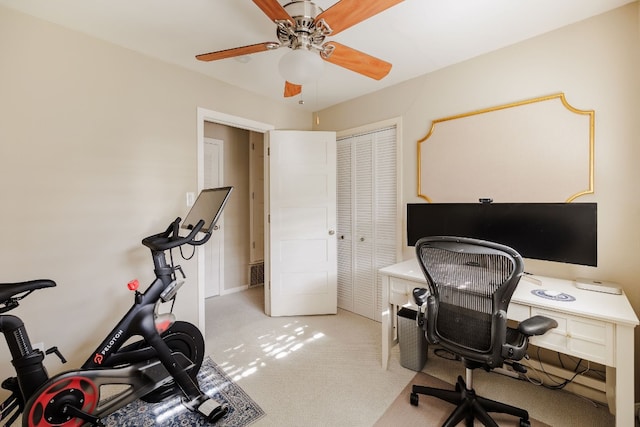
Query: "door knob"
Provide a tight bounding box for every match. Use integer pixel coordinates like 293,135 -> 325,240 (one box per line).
328,229 -> 335,235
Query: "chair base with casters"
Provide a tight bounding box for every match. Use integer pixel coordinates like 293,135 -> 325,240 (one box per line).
408,312 -> 556,427
410,359 -> 531,427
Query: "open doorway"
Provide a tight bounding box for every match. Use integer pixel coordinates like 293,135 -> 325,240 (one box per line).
196,109 -> 339,325
201,125 -> 264,294
195,108 -> 274,333
202,124 -> 249,298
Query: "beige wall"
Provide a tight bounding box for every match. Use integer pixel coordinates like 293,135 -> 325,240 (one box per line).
0,6 -> 310,380
317,3 -> 640,396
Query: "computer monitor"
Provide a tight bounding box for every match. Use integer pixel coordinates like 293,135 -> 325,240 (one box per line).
406,202 -> 597,266
182,186 -> 233,233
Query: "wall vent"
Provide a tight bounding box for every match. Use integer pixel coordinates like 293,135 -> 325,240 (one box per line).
249,262 -> 264,287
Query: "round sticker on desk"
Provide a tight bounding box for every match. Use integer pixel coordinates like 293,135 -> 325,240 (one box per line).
531,289 -> 576,302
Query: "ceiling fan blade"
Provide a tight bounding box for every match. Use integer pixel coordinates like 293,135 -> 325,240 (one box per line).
196,42 -> 278,62
316,0 -> 404,36
322,42 -> 392,80
253,0 -> 293,23
284,81 -> 302,98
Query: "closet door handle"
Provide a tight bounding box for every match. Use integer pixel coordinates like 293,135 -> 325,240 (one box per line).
360,237 -> 365,242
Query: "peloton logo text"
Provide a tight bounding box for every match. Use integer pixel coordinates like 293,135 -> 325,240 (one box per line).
94,329 -> 124,365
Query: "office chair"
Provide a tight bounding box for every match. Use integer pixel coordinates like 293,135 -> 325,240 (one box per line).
410,236 -> 557,427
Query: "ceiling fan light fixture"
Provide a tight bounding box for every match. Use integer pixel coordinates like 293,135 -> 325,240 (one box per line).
278,48 -> 324,85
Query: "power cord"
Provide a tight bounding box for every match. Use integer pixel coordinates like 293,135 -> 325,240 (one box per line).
432,344 -> 604,405
526,347 -> 599,390
179,244 -> 196,260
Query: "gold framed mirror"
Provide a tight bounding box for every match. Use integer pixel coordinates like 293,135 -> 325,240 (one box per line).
417,93 -> 594,203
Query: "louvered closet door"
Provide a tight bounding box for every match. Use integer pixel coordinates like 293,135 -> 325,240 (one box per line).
337,140 -> 353,311
354,134 -> 375,318
337,126 -> 397,321
373,129 -> 398,321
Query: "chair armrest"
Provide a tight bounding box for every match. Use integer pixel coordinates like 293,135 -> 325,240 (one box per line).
518,315 -> 558,337
413,287 -> 428,306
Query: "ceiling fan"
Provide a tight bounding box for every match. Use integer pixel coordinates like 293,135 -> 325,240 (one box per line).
196,0 -> 404,98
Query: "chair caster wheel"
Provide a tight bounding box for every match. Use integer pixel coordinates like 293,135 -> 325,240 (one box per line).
410,392 -> 419,406
519,418 -> 531,427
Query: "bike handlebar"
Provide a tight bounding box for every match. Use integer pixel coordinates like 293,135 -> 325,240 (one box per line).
141,217 -> 211,252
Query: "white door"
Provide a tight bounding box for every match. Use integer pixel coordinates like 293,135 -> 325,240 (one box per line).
265,130 -> 337,316
204,138 -> 224,298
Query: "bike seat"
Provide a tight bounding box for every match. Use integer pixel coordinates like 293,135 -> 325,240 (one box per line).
0,280 -> 56,304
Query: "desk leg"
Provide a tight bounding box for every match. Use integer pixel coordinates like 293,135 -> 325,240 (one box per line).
381,274 -> 393,369
610,325 -> 634,427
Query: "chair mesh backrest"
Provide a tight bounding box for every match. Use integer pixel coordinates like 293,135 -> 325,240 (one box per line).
417,237 -> 521,354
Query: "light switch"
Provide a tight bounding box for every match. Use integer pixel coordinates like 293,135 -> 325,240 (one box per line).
186,192 -> 195,207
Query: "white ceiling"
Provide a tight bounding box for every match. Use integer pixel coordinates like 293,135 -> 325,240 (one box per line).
1,0 -> 634,111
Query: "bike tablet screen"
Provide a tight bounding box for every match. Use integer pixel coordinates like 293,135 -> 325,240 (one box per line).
182,186 -> 233,233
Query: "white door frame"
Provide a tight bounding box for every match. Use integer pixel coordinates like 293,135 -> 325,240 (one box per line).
196,108 -> 274,333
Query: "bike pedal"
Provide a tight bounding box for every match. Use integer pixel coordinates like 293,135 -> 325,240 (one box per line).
62,404 -> 104,427
196,398 -> 228,423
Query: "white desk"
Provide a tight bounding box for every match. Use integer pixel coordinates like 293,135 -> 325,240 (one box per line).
380,259 -> 639,427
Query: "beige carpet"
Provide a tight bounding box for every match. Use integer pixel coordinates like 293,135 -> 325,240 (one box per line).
205,287 -> 614,426
375,371 -> 550,427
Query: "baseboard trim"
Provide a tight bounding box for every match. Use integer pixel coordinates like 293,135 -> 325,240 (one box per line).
220,285 -> 249,296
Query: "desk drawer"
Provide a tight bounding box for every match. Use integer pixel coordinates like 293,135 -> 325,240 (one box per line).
389,277 -> 419,306
530,308 -> 614,365
507,303 -> 530,322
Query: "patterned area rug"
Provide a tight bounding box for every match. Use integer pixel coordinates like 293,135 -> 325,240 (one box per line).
103,357 -> 265,426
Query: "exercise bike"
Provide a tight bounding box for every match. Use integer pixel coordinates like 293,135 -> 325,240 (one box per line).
0,186 -> 233,426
